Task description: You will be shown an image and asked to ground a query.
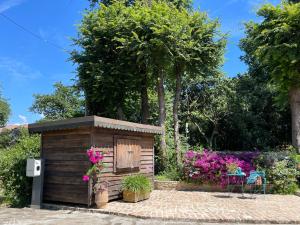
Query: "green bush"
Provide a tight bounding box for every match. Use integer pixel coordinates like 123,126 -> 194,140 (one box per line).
157,166 -> 183,181
0,133 -> 40,207
121,174 -> 152,193
0,128 -> 28,150
267,160 -> 299,194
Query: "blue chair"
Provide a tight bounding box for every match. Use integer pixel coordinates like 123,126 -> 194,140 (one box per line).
226,167 -> 246,194
246,171 -> 266,194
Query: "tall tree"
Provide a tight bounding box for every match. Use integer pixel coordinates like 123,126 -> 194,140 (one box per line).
30,82 -> 85,121
241,2 -> 300,152
169,11 -> 225,163
0,90 -> 10,127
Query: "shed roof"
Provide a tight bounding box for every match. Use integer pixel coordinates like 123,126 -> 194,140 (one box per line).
28,116 -> 162,134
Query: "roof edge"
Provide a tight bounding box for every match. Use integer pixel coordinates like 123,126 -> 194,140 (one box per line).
28,116 -> 162,134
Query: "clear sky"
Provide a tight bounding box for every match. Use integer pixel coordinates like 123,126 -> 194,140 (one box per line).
0,0 -> 280,125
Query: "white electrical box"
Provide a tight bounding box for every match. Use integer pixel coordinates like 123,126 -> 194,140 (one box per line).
26,159 -> 41,177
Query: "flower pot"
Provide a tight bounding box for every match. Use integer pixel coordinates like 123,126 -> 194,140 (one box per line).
123,190 -> 150,203
95,189 -> 108,208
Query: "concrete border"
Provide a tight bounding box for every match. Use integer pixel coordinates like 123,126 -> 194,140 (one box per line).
42,203 -> 300,224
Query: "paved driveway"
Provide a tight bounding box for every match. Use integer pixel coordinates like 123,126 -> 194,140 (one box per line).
96,190 -> 300,224
0,207 -> 294,225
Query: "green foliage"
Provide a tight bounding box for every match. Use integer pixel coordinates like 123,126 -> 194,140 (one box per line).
155,174 -> 170,181
0,132 -> 40,207
288,0 -> 300,3
0,128 -> 28,150
157,166 -> 182,181
241,2 -> 300,102
30,82 -> 85,121
267,160 -> 299,194
71,1 -> 224,121
221,74 -> 290,150
88,0 -> 192,9
0,92 -> 10,127
182,77 -> 234,149
121,174 -> 152,193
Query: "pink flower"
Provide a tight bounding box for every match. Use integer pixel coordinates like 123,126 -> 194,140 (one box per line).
82,175 -> 90,182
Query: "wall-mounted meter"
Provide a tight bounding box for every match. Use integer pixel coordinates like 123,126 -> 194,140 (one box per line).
26,159 -> 41,177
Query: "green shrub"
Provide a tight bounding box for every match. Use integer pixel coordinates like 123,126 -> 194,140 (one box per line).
121,174 -> 152,193
155,174 -> 171,181
267,160 -> 299,194
0,128 -> 28,150
157,166 -> 182,181
0,133 -> 40,207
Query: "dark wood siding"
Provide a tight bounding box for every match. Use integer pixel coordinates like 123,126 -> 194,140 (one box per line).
40,126 -> 155,205
42,128 -> 91,205
92,128 -> 154,201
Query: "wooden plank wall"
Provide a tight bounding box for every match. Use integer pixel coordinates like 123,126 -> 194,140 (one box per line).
42,128 -> 91,205
92,128 -> 154,201
41,127 -> 155,205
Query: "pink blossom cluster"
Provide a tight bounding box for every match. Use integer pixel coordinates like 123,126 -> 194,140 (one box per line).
183,150 -> 258,187
82,147 -> 105,182
87,147 -> 104,164
82,175 -> 90,182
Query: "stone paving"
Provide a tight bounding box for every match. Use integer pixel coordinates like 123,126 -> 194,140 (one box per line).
0,207 -> 296,225
45,190 -> 300,224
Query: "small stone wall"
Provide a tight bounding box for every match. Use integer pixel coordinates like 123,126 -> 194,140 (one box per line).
154,180 -> 224,192
154,180 -> 274,193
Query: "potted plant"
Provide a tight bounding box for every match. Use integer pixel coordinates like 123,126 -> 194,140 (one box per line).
121,174 -> 152,203
82,147 -> 109,208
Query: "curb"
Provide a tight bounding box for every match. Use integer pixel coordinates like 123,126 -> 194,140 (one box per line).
42,203 -> 300,224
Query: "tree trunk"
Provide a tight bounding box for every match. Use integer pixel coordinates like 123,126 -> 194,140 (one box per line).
289,87 -> 300,153
157,68 -> 167,167
117,106 -> 126,121
140,71 -> 150,124
173,64 -> 182,165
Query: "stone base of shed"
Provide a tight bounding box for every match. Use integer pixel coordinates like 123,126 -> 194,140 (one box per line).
42,190 -> 300,224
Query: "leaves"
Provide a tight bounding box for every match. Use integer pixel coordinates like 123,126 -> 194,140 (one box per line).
0,90 -> 10,127
242,2 -> 300,101
0,131 -> 40,207
30,82 -> 85,121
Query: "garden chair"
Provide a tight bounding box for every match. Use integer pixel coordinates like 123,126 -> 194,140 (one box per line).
226,167 -> 246,195
246,171 -> 266,195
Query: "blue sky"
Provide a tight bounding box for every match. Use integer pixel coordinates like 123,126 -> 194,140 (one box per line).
0,0 -> 280,125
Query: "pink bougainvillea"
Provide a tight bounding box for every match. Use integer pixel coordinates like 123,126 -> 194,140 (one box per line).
183,150 -> 258,187
82,175 -> 90,182
82,147 -> 106,183
87,148 -> 104,164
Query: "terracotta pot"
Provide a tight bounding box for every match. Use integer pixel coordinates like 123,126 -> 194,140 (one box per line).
95,189 -> 108,208
123,190 -> 150,203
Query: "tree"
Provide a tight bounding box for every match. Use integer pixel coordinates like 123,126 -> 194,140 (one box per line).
88,0 -> 192,9
0,91 -> 10,127
169,11 -> 225,163
30,82 -> 85,121
241,2 -> 300,152
181,77 -> 234,149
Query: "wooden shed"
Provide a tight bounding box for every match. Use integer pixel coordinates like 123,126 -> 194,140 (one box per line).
28,116 -> 162,206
